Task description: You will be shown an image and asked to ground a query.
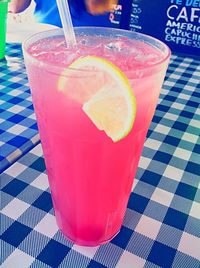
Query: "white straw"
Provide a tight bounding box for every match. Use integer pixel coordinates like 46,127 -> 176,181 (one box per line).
56,0 -> 77,47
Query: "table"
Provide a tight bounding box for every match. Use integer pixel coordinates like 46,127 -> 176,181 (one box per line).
0,43 -> 39,172
1,45 -> 200,268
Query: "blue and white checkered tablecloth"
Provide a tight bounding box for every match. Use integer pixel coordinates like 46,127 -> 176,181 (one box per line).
0,44 -> 39,173
1,50 -> 200,267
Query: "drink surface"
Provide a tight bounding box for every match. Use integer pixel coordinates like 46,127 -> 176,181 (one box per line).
26,34 -> 167,246
28,35 -> 164,72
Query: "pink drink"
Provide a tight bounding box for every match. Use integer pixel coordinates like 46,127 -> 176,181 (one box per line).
23,28 -> 170,246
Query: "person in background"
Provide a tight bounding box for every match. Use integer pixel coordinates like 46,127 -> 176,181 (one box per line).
9,0 -> 118,27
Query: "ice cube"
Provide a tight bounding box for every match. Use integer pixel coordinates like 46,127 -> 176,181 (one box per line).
105,41 -> 123,52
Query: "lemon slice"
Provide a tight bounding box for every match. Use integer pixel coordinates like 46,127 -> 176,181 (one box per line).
59,56 -> 137,142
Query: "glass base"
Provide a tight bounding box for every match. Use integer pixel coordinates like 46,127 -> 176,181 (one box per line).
60,228 -> 121,247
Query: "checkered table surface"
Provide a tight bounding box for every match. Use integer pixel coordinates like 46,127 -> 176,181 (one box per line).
1,50 -> 200,267
0,44 -> 39,173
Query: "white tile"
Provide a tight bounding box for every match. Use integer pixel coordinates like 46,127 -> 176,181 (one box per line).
151,188 -> 174,207
178,93 -> 190,100
184,85 -> 195,91
170,54 -> 177,60
170,74 -> 181,79
135,215 -> 162,240
31,133 -> 40,144
7,56 -> 19,63
7,125 -> 27,135
173,147 -> 192,161
2,249 -> 34,268
0,141 -> 4,146
171,102 -> 185,110
31,173 -> 49,190
190,119 -> 200,129
189,78 -> 200,84
164,113 -> 179,121
1,198 -> 29,220
180,62 -> 190,67
0,99 -> 5,105
30,144 -> 43,156
9,76 -> 22,83
27,96 -> 33,101
193,70 -> 200,77
28,113 -> 36,120
175,68 -> 185,73
24,82 -> 29,87
189,201 -> 200,220
6,149 -> 21,163
132,178 -> 139,191
138,156 -> 151,170
184,58 -> 192,63
5,162 -> 27,177
182,132 -> 199,144
161,88 -> 168,95
164,80 -> 175,87
7,105 -> 25,113
144,139 -> 162,150
163,165 -> 184,182
154,124 -> 171,135
196,108 -> 200,116
72,244 -> 98,259
8,89 -> 22,97
116,251 -> 145,268
34,213 -> 58,237
155,124 -> 171,134
178,232 -> 200,260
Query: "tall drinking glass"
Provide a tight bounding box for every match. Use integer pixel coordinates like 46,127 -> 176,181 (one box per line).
23,27 -> 170,246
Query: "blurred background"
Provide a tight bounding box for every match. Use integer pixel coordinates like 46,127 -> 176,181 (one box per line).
8,1 -> 35,24
6,1 -> 200,56
7,2 -> 57,43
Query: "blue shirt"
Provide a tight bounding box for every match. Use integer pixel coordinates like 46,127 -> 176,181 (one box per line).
34,0 -> 117,28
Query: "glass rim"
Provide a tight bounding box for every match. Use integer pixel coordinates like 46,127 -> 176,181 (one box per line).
22,27 -> 171,75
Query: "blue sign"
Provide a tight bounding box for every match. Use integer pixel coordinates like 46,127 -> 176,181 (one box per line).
117,0 -> 200,56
